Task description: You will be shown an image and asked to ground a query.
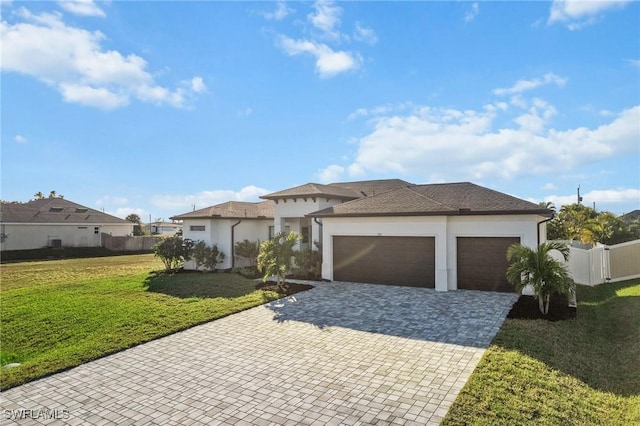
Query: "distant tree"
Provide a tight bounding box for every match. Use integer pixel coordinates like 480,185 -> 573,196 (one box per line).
48,190 -> 57,198
34,192 -> 45,200
538,201 -> 556,212
125,213 -> 149,236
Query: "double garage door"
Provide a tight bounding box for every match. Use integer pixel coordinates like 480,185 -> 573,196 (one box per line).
332,235 -> 519,292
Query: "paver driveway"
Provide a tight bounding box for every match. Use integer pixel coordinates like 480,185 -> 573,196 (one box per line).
1,281 -> 518,425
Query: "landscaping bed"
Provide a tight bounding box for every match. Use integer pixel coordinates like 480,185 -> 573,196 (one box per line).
507,294 -> 576,321
256,281 -> 314,296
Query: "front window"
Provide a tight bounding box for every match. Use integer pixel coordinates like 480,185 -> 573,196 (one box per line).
190,225 -> 205,231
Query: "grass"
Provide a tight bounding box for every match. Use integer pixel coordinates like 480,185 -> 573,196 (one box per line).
443,279 -> 640,425
0,254 -> 281,390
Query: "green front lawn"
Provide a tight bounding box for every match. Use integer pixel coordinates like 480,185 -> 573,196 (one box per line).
0,254 -> 280,390
443,279 -> 640,425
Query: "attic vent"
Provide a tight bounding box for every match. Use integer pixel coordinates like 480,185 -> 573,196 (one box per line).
49,207 -> 64,212
75,208 -> 88,213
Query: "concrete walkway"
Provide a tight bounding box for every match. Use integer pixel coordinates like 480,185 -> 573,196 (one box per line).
0,281 -> 518,425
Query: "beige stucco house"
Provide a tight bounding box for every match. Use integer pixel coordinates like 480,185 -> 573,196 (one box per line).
0,198 -> 133,251
171,179 -> 552,292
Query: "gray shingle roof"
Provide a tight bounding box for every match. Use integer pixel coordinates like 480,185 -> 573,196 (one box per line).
260,179 -> 412,201
0,199 -> 131,224
171,201 -> 274,220
310,182 -> 552,217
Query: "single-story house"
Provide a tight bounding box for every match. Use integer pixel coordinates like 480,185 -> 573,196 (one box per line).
0,198 -> 134,251
147,221 -> 182,235
171,201 -> 274,270
172,180 -> 552,292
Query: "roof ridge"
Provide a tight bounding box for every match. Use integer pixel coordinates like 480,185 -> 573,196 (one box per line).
405,185 -> 453,210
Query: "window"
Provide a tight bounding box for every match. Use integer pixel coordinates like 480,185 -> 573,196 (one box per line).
190,225 -> 205,231
268,226 -> 275,240
94,227 -> 100,234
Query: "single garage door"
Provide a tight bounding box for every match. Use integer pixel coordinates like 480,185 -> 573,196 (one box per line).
333,236 -> 435,287
457,237 -> 520,292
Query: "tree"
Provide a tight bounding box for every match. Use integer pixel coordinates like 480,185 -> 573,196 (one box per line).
538,201 -> 556,212
153,236 -> 194,272
125,213 -> 148,236
257,231 -> 300,291
33,192 -> 45,200
192,241 -> 225,271
506,242 -> 574,315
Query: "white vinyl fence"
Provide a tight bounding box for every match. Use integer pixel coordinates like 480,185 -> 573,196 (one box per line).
566,239 -> 640,286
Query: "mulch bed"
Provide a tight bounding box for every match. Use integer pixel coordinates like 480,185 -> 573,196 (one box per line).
508,294 -> 576,321
256,282 -> 314,296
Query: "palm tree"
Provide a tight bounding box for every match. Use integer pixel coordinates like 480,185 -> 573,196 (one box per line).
506,241 -> 574,315
33,192 -> 44,200
257,231 -> 300,292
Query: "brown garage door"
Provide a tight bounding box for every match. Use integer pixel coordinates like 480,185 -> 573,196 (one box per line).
457,237 -> 520,292
333,236 -> 435,287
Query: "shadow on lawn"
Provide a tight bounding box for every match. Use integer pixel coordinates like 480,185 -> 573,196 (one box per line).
494,279 -> 639,397
144,271 -> 260,299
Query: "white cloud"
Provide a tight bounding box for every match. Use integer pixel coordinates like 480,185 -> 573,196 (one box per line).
354,22 -> 377,45
344,103 -> 639,181
318,165 -> 345,183
96,195 -> 129,207
14,134 -> 27,143
465,2 -> 479,23
493,73 -> 567,96
541,183 -> 558,191
237,107 -> 253,117
548,0 -> 630,29
151,185 -> 272,213
628,59 -> 640,68
262,1 -> 294,21
308,0 -> 342,40
0,8 -> 204,110
57,0 -> 105,18
278,35 -> 360,78
544,188 -> 640,207
110,207 -> 147,220
190,76 -> 206,93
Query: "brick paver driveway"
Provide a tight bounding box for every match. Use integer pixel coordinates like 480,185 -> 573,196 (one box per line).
1,281 -> 517,425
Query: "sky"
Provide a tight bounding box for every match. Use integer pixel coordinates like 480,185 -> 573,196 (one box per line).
1,0 -> 639,222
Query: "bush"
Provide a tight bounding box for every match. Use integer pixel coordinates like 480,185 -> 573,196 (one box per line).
234,239 -> 260,268
153,236 -> 194,272
192,241 -> 225,272
292,242 -> 322,280
257,231 -> 300,291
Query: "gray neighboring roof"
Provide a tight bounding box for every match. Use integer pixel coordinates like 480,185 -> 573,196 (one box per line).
260,179 -> 412,201
0,198 -> 131,224
171,201 -> 274,220
309,182 -> 552,217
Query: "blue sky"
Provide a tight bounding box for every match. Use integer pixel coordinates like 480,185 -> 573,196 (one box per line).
2,0 -> 639,222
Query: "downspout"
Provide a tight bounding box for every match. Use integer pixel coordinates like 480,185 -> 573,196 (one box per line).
537,214 -> 554,246
231,220 -> 242,269
313,217 -> 323,246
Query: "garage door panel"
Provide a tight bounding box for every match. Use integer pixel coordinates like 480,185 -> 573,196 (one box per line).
333,236 -> 435,288
457,237 -> 520,292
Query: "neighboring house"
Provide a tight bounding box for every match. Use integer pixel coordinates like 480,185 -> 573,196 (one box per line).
148,221 -> 182,235
171,201 -> 274,270
0,198 -> 134,251
172,180 -> 552,293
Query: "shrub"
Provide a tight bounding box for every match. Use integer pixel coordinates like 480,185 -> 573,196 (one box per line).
193,241 -> 225,272
292,241 -> 322,280
154,237 -> 194,272
234,239 -> 260,267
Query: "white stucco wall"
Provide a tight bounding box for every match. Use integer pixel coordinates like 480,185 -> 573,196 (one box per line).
321,214 -> 545,292
272,198 -> 341,248
0,223 -> 133,251
182,218 -> 271,270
